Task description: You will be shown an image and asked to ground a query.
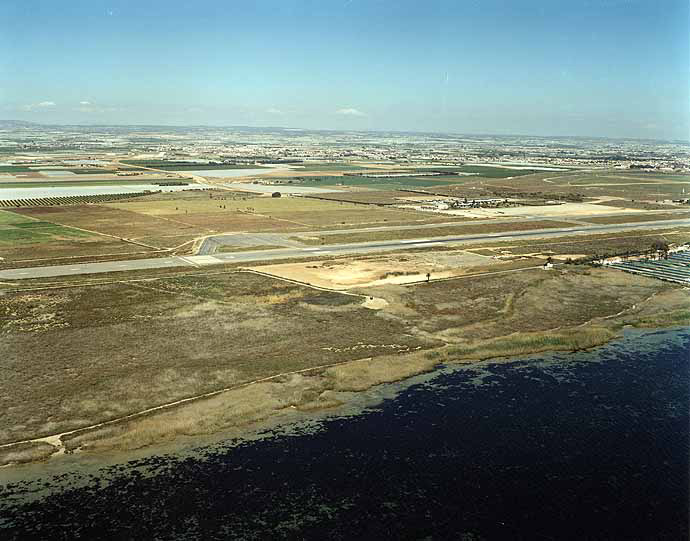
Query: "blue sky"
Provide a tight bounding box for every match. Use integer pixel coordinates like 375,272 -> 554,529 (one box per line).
1,0 -> 688,139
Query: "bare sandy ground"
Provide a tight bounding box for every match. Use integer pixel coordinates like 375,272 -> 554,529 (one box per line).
247,251 -> 496,289
489,250 -> 590,261
403,201 -> 655,219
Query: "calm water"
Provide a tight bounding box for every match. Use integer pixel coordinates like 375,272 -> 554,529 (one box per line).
1,327 -> 688,540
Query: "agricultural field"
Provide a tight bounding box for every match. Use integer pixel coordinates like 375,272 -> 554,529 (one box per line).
422,165 -> 549,178
0,191 -> 156,208
66,168 -> 114,174
122,161 -> 264,171
5,190 -> 465,258
307,190 -> 410,204
229,169 -> 690,207
104,192 -> 452,230
293,162 -> 371,171
419,170 -> 690,202
304,190 -> 452,206
0,166 -> 33,173
13,204 -> 208,249
274,174 -> 471,190
0,179 -> 172,188
0,209 -> 148,265
287,164 -> 550,178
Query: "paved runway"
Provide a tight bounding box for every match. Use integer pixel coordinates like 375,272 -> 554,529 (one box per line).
1,219 -> 688,280
196,211 -> 690,254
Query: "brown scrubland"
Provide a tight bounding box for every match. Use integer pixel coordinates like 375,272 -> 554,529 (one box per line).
1,264 -> 688,465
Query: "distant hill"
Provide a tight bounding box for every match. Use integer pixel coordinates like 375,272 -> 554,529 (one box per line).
0,120 -> 40,129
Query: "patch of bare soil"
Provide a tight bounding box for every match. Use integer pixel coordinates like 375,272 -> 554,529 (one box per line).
248,251 -> 498,289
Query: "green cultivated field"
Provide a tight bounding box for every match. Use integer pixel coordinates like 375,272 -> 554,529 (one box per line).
67,168 -> 114,174
0,211 -> 92,245
0,210 -> 28,225
122,160 -> 265,170
412,166 -> 546,178
274,175 -> 465,190
0,209 -> 155,265
293,163 -> 369,171
0,166 -> 33,173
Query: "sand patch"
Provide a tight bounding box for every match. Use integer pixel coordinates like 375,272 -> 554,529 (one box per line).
362,297 -> 389,309
248,251 -> 497,289
412,202 -> 641,219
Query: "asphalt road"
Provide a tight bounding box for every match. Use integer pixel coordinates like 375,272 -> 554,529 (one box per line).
1,219 -> 688,280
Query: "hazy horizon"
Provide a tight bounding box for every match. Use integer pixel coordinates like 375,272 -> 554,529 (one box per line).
2,0 -> 688,140
3,118 -> 688,144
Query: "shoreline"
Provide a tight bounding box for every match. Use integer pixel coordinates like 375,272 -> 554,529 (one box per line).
2,305 -> 688,469
3,326 -> 686,539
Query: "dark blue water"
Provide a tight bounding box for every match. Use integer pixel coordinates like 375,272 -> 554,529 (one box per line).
1,328 -> 688,540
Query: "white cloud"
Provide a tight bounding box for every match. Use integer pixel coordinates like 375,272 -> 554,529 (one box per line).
22,101 -> 56,111
266,107 -> 284,115
336,107 -> 366,117
79,101 -> 91,106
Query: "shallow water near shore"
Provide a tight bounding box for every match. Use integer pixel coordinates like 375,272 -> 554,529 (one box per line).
1,327 -> 688,539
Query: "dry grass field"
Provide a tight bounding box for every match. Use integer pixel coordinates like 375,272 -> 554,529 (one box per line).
304,190 -> 439,205
106,195 -> 453,230
592,199 -> 680,210
579,212 -> 690,225
364,267 -> 687,343
9,193 -> 453,256
14,205 -> 207,248
1,261 -> 688,460
465,228 -> 690,259
2,167 -> 690,462
295,219 -> 577,245
421,170 -> 690,202
0,271 -> 435,446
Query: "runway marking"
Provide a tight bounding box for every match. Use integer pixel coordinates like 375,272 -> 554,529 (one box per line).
182,255 -> 224,266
